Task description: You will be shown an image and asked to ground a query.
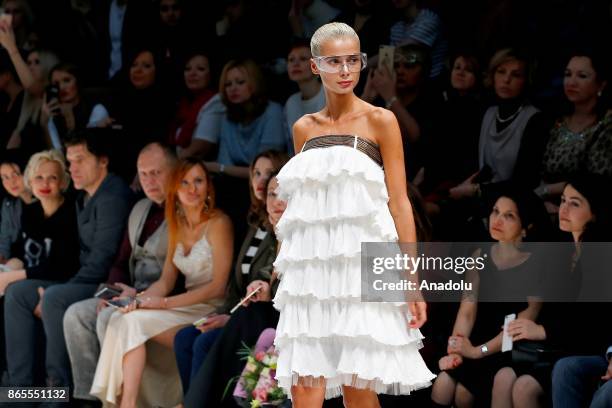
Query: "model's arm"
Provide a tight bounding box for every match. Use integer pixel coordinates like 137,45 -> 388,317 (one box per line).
375,108 -> 427,328
376,108 -> 416,243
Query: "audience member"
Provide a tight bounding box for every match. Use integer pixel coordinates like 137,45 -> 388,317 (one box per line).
107,48 -> 173,171
537,50 -> 611,211
169,51 -> 223,160
209,59 -> 286,178
184,173 -> 286,408
90,158 -> 232,407
388,0 -> 447,78
0,149 -> 31,263
174,150 -> 287,396
43,63 -> 110,151
449,48 -> 550,200
63,142 -> 176,405
362,43 -> 434,178
418,52 -> 485,237
284,39 -> 325,155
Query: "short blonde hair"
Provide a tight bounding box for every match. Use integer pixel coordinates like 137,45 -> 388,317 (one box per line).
311,22 -> 360,56
24,150 -> 70,192
485,48 -> 534,89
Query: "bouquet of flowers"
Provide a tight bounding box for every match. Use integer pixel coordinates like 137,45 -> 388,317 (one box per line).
230,328 -> 289,408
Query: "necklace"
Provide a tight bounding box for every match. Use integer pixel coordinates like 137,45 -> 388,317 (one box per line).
496,105 -> 523,123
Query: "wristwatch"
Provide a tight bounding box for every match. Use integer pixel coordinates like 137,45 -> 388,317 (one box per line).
480,344 -> 489,355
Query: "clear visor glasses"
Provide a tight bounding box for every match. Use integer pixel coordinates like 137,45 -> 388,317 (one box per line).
312,52 -> 367,73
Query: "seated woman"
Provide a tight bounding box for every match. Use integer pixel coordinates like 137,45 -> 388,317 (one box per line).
0,149 -> 79,290
431,186 -> 550,408
184,173 -> 286,408
173,150 -> 287,396
206,59 -> 287,179
110,48 -> 173,155
0,14 -> 60,154
537,49 -> 611,211
43,62 -> 110,150
284,38 -> 325,156
492,175 -> 612,408
90,158 -> 234,408
0,149 -> 33,264
0,149 -> 74,382
168,51 -> 223,160
449,48 -> 550,200
419,51 -> 484,205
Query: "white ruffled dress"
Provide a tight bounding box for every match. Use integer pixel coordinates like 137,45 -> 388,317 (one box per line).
273,135 -> 435,399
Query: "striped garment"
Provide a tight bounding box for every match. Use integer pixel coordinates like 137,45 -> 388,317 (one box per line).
389,9 -> 448,78
241,227 -> 269,274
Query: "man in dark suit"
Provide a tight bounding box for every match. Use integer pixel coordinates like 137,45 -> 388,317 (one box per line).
4,129 -> 133,396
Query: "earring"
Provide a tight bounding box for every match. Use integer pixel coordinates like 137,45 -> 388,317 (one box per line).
204,195 -> 211,212
521,230 -> 527,238
597,90 -> 603,97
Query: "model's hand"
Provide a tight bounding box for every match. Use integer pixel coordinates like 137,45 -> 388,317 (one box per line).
408,301 -> 427,329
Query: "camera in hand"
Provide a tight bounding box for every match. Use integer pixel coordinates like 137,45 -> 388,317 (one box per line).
45,85 -> 60,107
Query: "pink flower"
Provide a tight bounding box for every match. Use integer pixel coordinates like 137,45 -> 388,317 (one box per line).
252,388 -> 268,402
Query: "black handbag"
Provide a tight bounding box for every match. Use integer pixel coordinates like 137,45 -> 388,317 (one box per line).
512,341 -> 564,366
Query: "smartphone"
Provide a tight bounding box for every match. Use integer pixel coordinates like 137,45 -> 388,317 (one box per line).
502,313 -> 516,352
94,284 -> 123,300
230,286 -> 262,314
45,85 -> 60,105
105,297 -> 140,309
378,45 -> 395,76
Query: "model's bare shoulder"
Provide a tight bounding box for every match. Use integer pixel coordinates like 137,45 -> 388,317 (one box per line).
366,106 -> 397,127
364,107 -> 399,145
292,114 -> 318,152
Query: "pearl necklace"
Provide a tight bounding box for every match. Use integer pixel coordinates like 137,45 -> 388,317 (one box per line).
496,105 -> 523,123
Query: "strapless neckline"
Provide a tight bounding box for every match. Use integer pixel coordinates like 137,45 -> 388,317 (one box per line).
301,134 -> 382,167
